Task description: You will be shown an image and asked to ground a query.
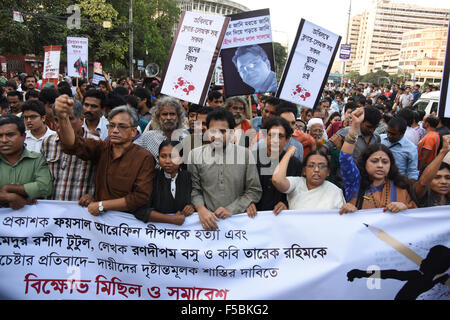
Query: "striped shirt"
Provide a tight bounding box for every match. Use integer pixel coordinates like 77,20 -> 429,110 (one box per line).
41,130 -> 97,201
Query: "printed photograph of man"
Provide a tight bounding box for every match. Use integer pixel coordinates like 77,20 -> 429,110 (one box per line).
232,44 -> 277,94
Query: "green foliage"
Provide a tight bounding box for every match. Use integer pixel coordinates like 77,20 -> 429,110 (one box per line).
273,42 -> 287,82
346,71 -> 361,83
0,0 -> 180,76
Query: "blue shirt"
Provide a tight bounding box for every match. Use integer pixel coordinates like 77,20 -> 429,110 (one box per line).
380,134 -> 419,180
252,117 -> 263,132
412,91 -> 421,105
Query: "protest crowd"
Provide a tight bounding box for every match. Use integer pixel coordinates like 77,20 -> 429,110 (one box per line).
0,66 -> 449,231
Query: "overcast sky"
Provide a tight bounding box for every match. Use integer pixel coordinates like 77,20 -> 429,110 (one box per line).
239,0 -> 450,49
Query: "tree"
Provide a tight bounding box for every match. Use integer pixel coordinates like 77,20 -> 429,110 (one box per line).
273,42 -> 287,82
346,71 -> 361,83
0,0 -> 180,77
0,1 -> 73,55
108,0 -> 180,75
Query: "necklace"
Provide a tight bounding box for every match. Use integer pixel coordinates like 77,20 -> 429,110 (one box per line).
369,180 -> 390,208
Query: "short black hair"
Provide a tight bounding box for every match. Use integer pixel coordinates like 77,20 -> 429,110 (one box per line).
206,108 -> 235,129
125,95 -> 138,110
158,139 -> 183,158
276,101 -> 298,118
424,116 -> 439,129
113,86 -> 129,97
39,88 -> 60,105
264,97 -> 281,108
104,93 -> 126,111
198,106 -> 214,115
25,90 -> 40,101
439,162 -> 450,172
133,87 -> 152,108
344,102 -> 358,113
0,114 -> 26,135
83,89 -> 106,108
7,90 -> 23,101
263,116 -> 293,139
208,90 -> 223,101
363,106 -> 382,127
397,107 -> 415,127
57,85 -> 73,98
388,116 -> 407,134
22,99 -> 46,117
24,75 -> 35,82
5,80 -> 17,90
188,104 -> 202,114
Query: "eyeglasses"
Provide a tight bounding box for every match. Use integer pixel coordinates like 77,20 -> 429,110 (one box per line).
306,163 -> 328,170
239,63 -> 256,74
106,123 -> 134,131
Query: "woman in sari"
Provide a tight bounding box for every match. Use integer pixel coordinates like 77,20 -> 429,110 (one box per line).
339,108 -> 417,214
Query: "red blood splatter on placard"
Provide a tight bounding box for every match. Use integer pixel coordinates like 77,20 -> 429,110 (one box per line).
173,77 -> 195,96
291,84 -> 311,102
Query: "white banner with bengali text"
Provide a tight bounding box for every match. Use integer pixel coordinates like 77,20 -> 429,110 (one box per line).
0,201 -> 449,300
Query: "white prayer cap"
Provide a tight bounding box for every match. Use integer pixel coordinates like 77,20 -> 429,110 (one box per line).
307,118 -> 324,130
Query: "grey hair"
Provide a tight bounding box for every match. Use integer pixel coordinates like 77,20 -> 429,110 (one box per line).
150,96 -> 187,131
108,105 -> 139,128
224,96 -> 248,110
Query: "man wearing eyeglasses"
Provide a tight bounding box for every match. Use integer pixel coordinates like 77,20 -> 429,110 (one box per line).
232,45 -> 277,94
54,94 -> 155,218
22,100 -> 56,153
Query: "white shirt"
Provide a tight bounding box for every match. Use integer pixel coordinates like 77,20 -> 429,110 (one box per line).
284,177 -> 346,210
82,116 -> 109,141
25,127 -> 57,153
164,172 -> 178,198
404,126 -> 420,146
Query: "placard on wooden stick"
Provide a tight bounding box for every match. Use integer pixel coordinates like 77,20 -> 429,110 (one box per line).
160,12 -> 230,105
277,19 -> 341,109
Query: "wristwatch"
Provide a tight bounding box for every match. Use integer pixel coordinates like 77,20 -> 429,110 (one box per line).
98,201 -> 105,213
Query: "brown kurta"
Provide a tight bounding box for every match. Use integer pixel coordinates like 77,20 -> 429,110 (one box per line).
62,136 -> 155,212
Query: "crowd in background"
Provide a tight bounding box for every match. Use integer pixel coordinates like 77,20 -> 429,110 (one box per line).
0,70 -> 449,230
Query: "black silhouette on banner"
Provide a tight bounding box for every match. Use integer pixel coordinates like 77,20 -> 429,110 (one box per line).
347,245 -> 450,300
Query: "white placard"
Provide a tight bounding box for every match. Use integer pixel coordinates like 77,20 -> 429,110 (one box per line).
277,19 -> 341,109
43,46 -> 61,79
222,14 -> 272,50
0,201 -> 449,300
67,37 -> 89,79
160,12 -> 229,104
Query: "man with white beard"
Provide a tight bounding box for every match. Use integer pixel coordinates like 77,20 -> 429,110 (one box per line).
224,96 -> 253,148
224,96 -> 251,133
134,97 -> 189,168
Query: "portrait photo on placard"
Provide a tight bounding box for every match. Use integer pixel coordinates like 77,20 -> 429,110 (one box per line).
221,42 -> 277,96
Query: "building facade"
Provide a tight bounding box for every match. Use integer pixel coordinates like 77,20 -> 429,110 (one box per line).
399,27 -> 448,85
347,0 -> 449,75
177,0 -> 249,16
